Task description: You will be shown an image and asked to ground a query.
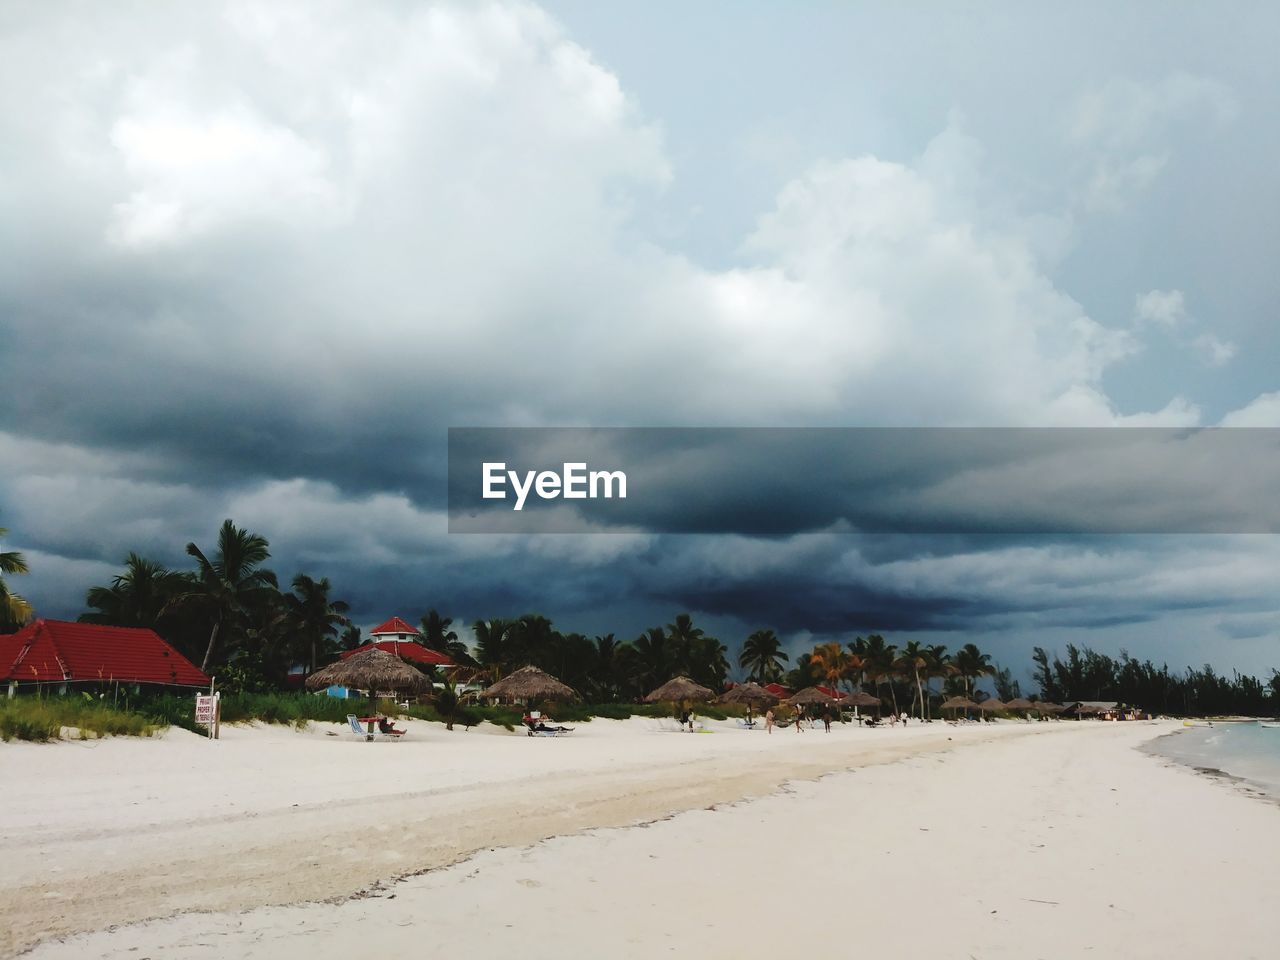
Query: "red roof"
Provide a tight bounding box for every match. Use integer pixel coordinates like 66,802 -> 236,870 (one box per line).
816,685 -> 844,699
0,619 -> 210,687
763,682 -> 792,697
341,640 -> 453,667
370,616 -> 418,636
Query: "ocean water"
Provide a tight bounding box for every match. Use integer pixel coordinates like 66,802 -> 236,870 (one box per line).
1147,721 -> 1280,798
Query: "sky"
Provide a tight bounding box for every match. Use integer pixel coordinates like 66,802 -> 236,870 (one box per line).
1,0 -> 1278,682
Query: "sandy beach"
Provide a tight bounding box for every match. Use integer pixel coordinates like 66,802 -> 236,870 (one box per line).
3,718 -> 1278,959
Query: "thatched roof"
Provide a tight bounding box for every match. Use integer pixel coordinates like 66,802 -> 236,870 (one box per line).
838,691 -> 882,708
786,686 -> 838,707
1004,697 -> 1035,710
940,696 -> 978,710
975,697 -> 1007,711
645,676 -> 715,703
482,665 -> 579,703
304,648 -> 433,694
716,682 -> 780,707
1031,701 -> 1065,713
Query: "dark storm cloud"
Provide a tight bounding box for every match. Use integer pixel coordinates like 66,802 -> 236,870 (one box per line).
449,428 -> 1280,535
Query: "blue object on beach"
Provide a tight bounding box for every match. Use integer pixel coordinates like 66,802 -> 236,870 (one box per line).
325,685 -> 349,699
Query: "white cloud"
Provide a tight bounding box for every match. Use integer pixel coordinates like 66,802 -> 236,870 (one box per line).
1134,289 -> 1187,327
1068,73 -> 1238,211
1221,391 -> 1280,427
1193,333 -> 1237,367
1131,289 -> 1235,369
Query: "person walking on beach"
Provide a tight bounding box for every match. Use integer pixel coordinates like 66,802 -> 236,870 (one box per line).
822,706 -> 833,732
795,706 -> 804,732
765,708 -> 775,734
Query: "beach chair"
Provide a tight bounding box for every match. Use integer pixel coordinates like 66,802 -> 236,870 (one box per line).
521,716 -> 574,737
347,715 -> 405,742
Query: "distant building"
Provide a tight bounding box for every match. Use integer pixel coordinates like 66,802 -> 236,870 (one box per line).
340,616 -> 455,669
1061,701 -> 1135,720
1,619 -> 210,696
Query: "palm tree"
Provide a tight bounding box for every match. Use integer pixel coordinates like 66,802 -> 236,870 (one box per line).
809,641 -> 849,694
666,613 -> 705,672
922,644 -> 952,720
284,574 -> 349,673
896,641 -> 930,720
472,618 -> 512,676
633,626 -> 672,691
860,634 -> 900,717
338,623 -> 362,651
421,609 -> 475,665
0,528 -> 32,629
739,629 -> 789,683
952,642 -> 994,700
420,609 -> 458,651
690,634 -> 730,689
173,519 -> 279,675
81,553 -> 190,629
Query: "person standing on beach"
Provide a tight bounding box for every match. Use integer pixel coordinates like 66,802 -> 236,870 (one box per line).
765,708 -> 775,734
823,706 -> 833,732
795,706 -> 804,732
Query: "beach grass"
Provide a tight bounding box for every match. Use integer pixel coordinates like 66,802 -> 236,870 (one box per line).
0,696 -> 163,742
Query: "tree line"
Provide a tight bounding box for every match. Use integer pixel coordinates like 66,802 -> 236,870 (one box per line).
3,519 -> 1278,715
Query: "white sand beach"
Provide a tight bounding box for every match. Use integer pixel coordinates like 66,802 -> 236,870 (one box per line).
3,718 -> 1278,959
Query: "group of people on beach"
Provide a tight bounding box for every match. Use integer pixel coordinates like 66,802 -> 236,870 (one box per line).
761,706 -> 913,734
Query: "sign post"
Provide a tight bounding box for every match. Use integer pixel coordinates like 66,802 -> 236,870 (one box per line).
195,684 -> 221,740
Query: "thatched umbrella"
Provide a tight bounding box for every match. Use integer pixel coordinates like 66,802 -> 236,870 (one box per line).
482,665 -> 579,705
836,690 -> 882,721
1031,701 -> 1065,716
838,691 -> 882,708
645,676 -> 715,704
786,686 -> 838,710
305,647 -> 433,719
975,697 -> 1006,711
1003,697 -> 1033,719
940,695 -> 978,718
716,682 -> 779,721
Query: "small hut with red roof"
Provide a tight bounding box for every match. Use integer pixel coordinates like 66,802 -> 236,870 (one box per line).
1,619 -> 210,696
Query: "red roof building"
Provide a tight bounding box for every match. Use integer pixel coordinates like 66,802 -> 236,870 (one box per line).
0,619 -> 210,688
341,641 -> 454,668
370,616 -> 419,638
763,682 -> 792,698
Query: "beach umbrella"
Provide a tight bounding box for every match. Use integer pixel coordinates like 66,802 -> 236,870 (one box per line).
482,665 -> 579,705
785,686 -> 838,709
305,647 -> 433,714
939,696 -> 978,719
1005,698 -> 1034,711
838,691 -> 882,708
716,682 -> 780,720
975,697 -> 1007,711
644,676 -> 715,704
836,690 -> 882,719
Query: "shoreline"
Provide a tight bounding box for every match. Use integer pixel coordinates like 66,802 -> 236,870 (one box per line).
1141,721 -> 1280,808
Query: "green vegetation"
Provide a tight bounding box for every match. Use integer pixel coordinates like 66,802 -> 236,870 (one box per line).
0,696 -> 163,742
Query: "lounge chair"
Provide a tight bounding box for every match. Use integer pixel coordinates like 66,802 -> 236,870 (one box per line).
348,714 -> 405,741
521,717 -> 574,737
